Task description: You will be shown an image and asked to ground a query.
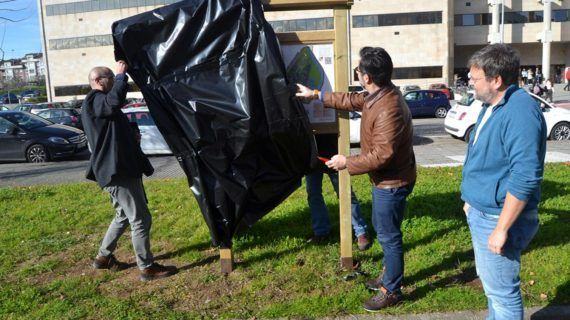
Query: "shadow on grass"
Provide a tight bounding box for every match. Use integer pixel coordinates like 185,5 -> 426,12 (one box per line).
531,280 -> 570,319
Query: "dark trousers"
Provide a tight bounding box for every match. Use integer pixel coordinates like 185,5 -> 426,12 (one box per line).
371,183 -> 414,293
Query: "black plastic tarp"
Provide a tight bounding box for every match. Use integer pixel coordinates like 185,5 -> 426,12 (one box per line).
112,0 -> 317,248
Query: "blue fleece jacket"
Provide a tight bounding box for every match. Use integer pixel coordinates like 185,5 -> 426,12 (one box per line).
461,85 -> 547,215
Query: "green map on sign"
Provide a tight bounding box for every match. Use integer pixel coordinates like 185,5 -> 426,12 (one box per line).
286,46 -> 325,90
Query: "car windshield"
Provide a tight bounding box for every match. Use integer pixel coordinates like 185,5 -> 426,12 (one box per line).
1,112 -> 53,130
458,93 -> 475,106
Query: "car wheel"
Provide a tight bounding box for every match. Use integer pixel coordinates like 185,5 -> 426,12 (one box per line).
464,126 -> 474,143
26,144 -> 49,163
550,122 -> 570,141
435,106 -> 448,118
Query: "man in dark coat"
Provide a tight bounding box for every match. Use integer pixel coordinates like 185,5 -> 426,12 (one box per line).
82,61 -> 176,281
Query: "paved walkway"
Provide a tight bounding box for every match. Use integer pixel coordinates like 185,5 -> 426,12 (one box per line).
325,305 -> 570,320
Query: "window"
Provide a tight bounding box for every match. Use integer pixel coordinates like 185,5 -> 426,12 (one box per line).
268,18 -> 334,33
405,92 -> 421,101
0,117 -> 16,134
354,11 -> 441,28
553,10 -> 569,22
393,66 -> 442,80
462,14 -> 476,26
134,112 -> 155,126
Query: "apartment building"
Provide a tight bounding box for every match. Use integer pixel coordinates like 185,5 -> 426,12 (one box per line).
38,0 -> 570,101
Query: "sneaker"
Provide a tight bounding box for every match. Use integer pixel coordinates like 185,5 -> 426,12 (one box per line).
140,263 -> 178,281
92,254 -> 128,271
362,287 -> 403,312
306,234 -> 330,244
357,234 -> 371,251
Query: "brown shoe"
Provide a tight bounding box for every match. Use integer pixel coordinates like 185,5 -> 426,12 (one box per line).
365,276 -> 383,291
92,254 -> 128,271
140,263 -> 178,281
357,234 -> 371,251
362,287 -> 402,312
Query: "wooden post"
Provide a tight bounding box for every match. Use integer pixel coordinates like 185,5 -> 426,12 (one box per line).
220,248 -> 233,274
333,8 -> 353,269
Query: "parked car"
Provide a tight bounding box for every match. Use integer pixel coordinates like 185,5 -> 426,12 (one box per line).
0,106 -> 8,111
429,83 -> 454,100
36,108 -> 83,130
444,92 -> 570,142
122,102 -> 146,109
65,99 -> 84,109
122,107 -> 172,155
19,89 -> 41,97
0,93 -> 19,104
0,111 -> 87,163
31,102 -> 67,114
404,90 -> 451,118
14,104 -> 52,114
401,85 -> 421,93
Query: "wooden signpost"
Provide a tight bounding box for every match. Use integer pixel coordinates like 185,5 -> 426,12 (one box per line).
221,0 -> 354,274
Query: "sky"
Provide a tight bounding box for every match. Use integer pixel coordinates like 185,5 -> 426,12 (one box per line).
0,0 -> 42,60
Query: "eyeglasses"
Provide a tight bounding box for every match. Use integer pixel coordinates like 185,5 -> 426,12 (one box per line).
469,76 -> 486,84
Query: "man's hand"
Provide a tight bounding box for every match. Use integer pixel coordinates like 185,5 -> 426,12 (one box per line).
295,84 -> 317,101
488,228 -> 508,255
116,60 -> 128,75
326,154 -> 347,171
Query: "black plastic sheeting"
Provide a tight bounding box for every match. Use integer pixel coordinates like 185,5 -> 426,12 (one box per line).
112,0 -> 318,248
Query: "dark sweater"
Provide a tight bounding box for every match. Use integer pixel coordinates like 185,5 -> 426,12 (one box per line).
81,74 -> 153,188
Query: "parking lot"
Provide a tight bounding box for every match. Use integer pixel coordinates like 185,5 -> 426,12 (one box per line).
1,117 -> 568,188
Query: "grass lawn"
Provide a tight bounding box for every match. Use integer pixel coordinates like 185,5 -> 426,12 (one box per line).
0,163 -> 568,319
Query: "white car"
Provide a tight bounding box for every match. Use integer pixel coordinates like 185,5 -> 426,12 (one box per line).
122,106 -> 172,155
445,91 -> 570,141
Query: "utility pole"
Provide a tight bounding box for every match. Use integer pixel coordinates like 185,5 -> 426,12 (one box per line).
540,0 -> 553,82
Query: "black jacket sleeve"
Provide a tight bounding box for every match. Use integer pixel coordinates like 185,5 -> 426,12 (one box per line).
92,75 -> 129,118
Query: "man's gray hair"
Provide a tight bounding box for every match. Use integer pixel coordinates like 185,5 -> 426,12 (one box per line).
468,44 -> 520,86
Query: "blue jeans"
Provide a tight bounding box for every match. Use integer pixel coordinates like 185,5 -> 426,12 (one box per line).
467,206 -> 539,320
305,171 -> 367,237
372,183 -> 414,293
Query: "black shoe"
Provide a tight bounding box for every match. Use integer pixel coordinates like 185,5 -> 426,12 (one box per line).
92,254 -> 128,271
306,234 -> 330,244
362,288 -> 403,312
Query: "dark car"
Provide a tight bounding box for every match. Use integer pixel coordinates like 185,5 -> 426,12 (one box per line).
36,108 -> 83,130
13,104 -> 38,112
65,99 -> 84,109
404,90 -> 451,118
0,111 -> 87,163
0,93 -> 19,104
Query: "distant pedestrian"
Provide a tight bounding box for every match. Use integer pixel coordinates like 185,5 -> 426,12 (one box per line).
527,68 -> 534,85
82,61 -> 178,281
535,67 -> 542,84
564,67 -> 570,91
545,79 -> 554,102
521,68 -> 527,84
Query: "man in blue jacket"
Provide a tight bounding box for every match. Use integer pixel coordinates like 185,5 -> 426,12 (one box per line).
82,61 -> 177,281
461,44 -> 547,319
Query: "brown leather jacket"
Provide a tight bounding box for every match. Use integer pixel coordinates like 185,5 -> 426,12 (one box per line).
323,85 -> 416,188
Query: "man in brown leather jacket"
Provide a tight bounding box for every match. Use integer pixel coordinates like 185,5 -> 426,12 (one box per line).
297,47 -> 416,312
